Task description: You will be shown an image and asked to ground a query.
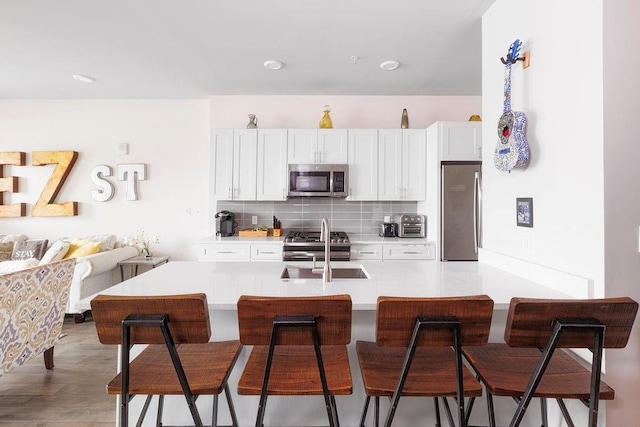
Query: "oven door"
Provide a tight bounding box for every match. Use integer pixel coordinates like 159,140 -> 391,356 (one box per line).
282,248 -> 351,261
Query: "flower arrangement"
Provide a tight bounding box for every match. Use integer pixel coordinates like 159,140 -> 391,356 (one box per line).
133,230 -> 159,258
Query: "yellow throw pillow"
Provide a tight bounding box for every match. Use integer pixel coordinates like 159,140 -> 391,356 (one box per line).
63,238 -> 101,259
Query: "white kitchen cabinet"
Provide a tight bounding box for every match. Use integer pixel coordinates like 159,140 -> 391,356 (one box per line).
383,243 -> 435,260
210,129 -> 257,200
256,129 -> 288,200
436,121 -> 482,161
251,243 -> 283,261
378,129 -> 426,201
347,129 -> 378,201
198,243 -> 251,261
287,129 -> 348,164
350,244 -> 383,260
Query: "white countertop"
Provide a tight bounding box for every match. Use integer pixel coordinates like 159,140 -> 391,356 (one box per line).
197,234 -> 434,245
77,260 -> 573,312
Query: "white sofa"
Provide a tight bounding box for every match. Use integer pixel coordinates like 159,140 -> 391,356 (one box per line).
0,234 -> 138,322
67,244 -> 138,321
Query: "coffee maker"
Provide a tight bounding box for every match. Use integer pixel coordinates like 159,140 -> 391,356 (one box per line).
215,210 -> 237,237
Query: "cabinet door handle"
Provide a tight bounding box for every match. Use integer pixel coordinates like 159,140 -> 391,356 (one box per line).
360,251 -> 376,254
259,251 -> 277,255
403,251 -> 420,254
217,251 -> 235,254
228,187 -> 232,199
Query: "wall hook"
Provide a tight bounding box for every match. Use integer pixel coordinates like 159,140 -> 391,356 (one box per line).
500,39 -> 530,68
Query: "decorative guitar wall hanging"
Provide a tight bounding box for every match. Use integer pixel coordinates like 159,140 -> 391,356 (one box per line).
494,39 -> 530,172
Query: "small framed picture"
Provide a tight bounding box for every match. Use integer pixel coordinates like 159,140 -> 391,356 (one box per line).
516,198 -> 533,227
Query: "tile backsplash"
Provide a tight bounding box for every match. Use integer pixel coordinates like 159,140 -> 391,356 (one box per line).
215,199 -> 417,235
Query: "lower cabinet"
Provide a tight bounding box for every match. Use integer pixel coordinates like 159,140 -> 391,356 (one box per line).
199,243 -> 283,262
251,244 -> 283,261
199,241 -> 435,262
199,243 -> 251,261
351,244 -> 384,260
351,243 -> 435,261
383,243 -> 435,260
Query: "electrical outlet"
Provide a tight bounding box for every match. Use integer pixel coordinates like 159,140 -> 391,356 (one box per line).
252,215 -> 258,225
384,215 -> 391,223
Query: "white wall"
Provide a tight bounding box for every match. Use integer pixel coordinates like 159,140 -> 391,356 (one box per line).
0,96 -> 480,259
481,0 -> 605,298
603,0 -> 640,424
210,95 -> 481,129
0,100 -> 210,260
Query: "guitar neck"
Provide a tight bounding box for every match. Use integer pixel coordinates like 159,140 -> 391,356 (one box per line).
503,63 -> 512,113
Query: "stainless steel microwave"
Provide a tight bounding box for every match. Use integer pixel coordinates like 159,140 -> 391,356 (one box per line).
288,164 -> 348,197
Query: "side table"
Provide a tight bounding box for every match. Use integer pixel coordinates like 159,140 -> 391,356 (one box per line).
117,255 -> 170,281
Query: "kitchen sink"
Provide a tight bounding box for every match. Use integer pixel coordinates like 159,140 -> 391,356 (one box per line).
280,265 -> 370,280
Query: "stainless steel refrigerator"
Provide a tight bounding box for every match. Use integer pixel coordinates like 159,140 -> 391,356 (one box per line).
441,162 -> 482,261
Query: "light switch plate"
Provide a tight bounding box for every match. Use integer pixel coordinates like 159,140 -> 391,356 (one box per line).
117,142 -> 129,155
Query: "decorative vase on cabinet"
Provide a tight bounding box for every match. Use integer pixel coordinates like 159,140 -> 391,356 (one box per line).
247,114 -> 258,129
319,105 -> 333,129
401,108 -> 409,129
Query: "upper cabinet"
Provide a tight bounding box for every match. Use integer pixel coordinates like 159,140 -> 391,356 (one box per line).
347,129 -> 378,201
256,130 -> 288,200
287,129 -> 348,164
211,127 -> 427,202
378,129 -> 426,201
435,121 -> 482,161
211,129 -> 287,201
210,129 -> 257,201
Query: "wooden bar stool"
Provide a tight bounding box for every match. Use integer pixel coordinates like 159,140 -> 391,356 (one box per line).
356,295 -> 494,427
236,294 -> 353,427
91,293 -> 242,427
462,297 -> 638,427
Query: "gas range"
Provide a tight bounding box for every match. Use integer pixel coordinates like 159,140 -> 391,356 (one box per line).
282,231 -> 351,261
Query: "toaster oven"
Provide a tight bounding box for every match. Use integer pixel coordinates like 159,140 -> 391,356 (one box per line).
394,214 -> 426,238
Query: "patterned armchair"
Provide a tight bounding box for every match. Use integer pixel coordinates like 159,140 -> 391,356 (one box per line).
0,258 -> 76,375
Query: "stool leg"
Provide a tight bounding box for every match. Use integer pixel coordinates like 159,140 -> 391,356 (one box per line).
556,399 -> 575,427
212,394 -> 219,427
375,396 -> 380,427
359,396 -> 371,427
135,395 -> 153,427
156,395 -> 164,427
539,398 -> 548,427
441,397 -> 455,427
330,395 -> 340,427
224,384 -> 239,427
434,397 -> 441,427
486,392 -> 496,427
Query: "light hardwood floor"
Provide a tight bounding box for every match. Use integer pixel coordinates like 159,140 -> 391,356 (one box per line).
0,314 -> 116,426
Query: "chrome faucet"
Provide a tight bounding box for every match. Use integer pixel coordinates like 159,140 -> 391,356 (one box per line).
319,217 -> 332,282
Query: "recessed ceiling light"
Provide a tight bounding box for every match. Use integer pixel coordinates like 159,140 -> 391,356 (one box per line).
72,74 -> 96,83
263,60 -> 283,71
380,60 -> 400,71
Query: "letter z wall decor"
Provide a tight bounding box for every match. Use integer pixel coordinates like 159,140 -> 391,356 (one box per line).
0,151 -> 78,218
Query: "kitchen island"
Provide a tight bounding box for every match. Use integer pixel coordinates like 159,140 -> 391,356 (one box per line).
78,260 -> 584,427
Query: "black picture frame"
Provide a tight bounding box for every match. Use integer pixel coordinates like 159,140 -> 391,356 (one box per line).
516,198 -> 533,227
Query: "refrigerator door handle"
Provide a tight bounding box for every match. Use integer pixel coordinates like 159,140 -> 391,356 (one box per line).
473,172 -> 480,253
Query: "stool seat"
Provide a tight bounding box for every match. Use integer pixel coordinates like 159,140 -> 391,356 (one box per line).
238,345 -> 352,396
462,343 -> 615,400
357,341 -> 482,398
107,341 -> 241,396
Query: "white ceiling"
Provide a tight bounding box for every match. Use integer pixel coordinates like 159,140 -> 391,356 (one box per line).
0,0 -> 495,99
